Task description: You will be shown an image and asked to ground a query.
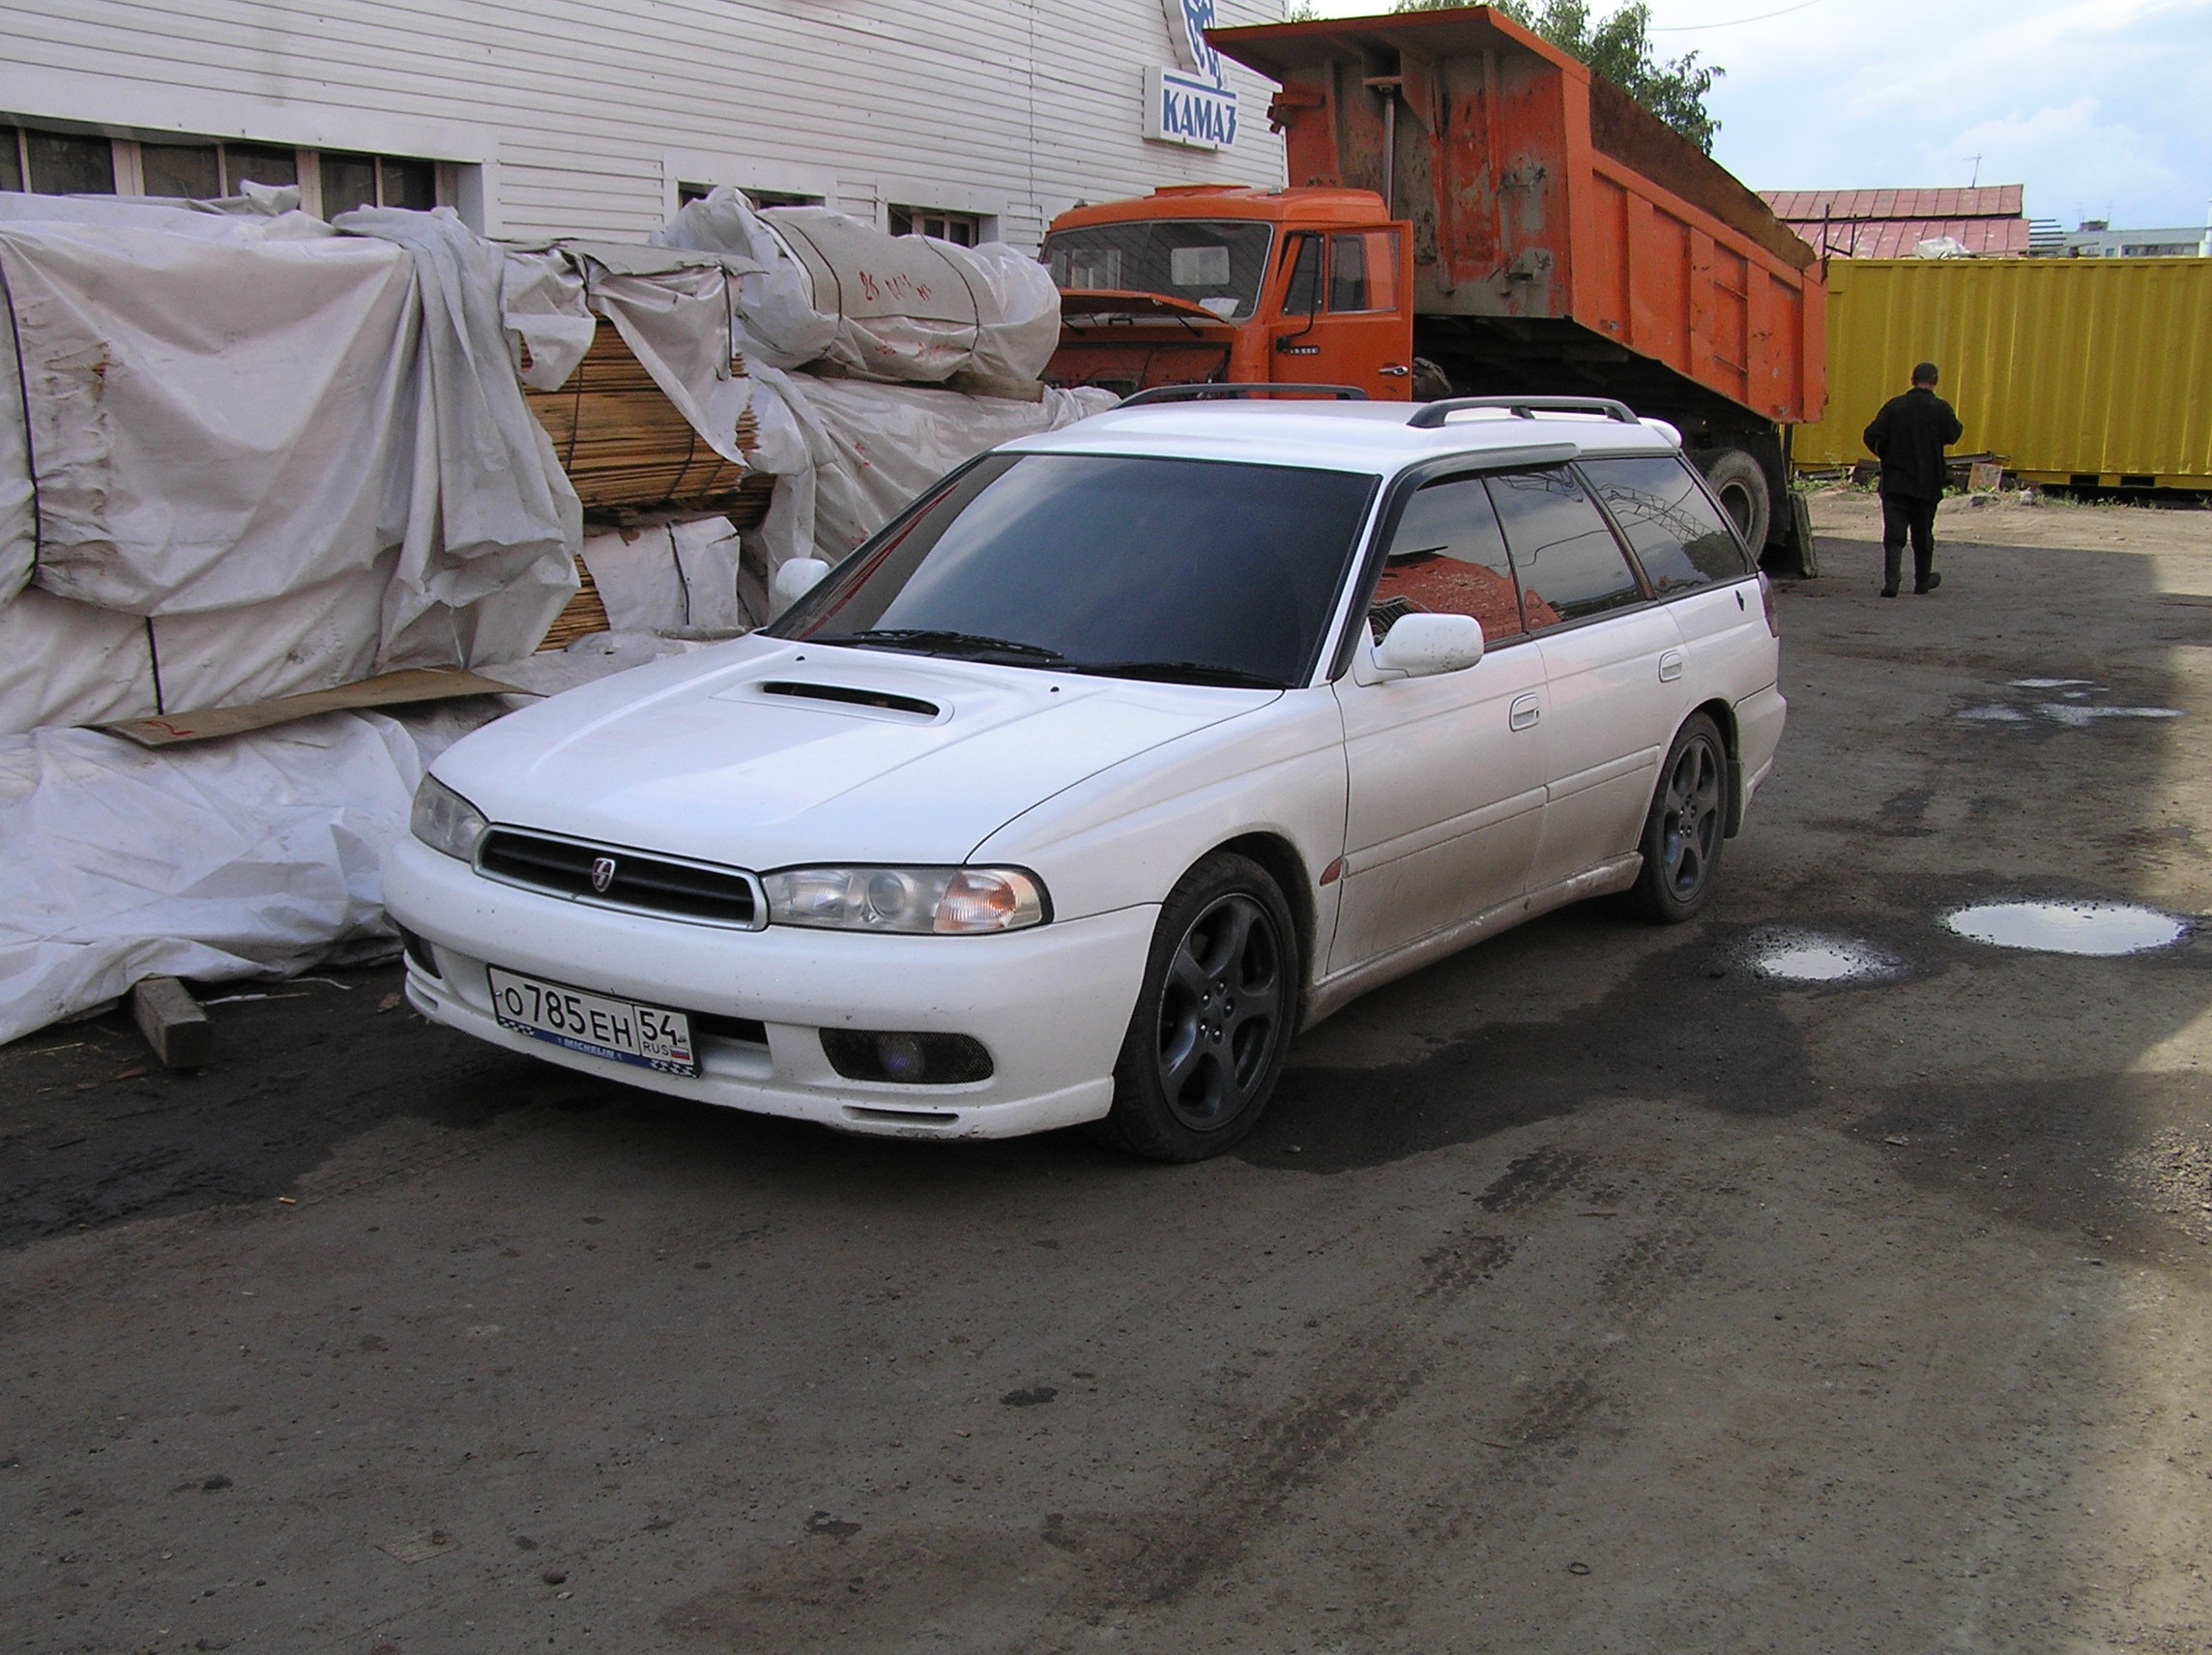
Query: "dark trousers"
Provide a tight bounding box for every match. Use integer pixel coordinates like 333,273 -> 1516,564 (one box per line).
1880,492 -> 1938,590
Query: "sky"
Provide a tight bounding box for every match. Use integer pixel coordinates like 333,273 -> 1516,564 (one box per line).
1295,0 -> 2212,230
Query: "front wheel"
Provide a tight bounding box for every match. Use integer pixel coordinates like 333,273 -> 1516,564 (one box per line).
1089,853 -> 1298,1162
1627,713 -> 1728,923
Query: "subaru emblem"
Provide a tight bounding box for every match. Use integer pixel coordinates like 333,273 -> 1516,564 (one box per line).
590,856 -> 618,893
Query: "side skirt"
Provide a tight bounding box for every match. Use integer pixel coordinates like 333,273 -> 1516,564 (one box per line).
1300,854 -> 1644,1030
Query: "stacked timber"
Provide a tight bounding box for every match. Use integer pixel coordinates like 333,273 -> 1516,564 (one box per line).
525,320 -> 763,516
526,320 -> 775,649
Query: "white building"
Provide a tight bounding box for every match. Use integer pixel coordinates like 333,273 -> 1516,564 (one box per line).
0,0 -> 1289,249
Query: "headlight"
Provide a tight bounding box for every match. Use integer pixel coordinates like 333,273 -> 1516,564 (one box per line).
762,866 -> 1048,934
410,775 -> 489,862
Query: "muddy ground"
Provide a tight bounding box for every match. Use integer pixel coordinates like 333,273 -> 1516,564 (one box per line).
6,490 -> 2212,1653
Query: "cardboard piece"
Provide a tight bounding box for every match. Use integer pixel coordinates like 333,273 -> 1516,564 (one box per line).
102,668 -> 519,747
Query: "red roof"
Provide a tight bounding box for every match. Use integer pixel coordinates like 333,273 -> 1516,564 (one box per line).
1782,217 -> 2034,258
1759,187 -> 2031,258
1760,187 -> 2024,220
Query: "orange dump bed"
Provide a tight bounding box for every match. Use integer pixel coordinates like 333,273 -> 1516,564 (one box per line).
1209,6 -> 1825,426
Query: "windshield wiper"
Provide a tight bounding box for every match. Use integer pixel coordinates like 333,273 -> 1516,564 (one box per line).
817,628 -> 1065,663
1069,660 -> 1285,689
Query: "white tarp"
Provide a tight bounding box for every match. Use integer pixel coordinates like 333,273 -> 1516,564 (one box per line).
655,190 -> 1062,383
0,633 -> 709,1045
0,711 -> 454,1046
0,197 -> 582,735
579,516 -> 749,634
742,369 -> 1116,602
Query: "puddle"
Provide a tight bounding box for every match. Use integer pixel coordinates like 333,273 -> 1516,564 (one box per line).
1747,931 -> 1908,984
1959,682 -> 2183,727
1943,900 -> 2189,957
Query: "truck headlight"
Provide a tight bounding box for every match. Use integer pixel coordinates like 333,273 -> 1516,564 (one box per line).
410,775 -> 489,862
763,866 -> 1048,934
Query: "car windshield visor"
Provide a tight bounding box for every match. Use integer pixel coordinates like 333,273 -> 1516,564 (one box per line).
771,453 -> 1377,689
1044,220 -> 1273,321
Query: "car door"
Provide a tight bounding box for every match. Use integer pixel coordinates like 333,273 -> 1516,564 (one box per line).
1581,451 -> 1770,710
1328,474 -> 1549,973
1270,227 -> 1413,397
1487,466 -> 1683,893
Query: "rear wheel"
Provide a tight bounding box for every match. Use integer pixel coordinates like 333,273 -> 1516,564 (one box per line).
1627,713 -> 1728,923
1090,853 -> 1297,1162
1698,448 -> 1771,558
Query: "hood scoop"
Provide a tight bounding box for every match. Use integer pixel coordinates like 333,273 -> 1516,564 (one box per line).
757,680 -> 944,719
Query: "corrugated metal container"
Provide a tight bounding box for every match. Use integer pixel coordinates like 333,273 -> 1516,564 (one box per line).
1794,256 -> 2212,488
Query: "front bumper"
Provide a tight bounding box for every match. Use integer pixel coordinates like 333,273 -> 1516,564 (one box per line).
385,837 -> 1156,1141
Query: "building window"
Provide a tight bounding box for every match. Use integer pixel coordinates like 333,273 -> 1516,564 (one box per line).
676,182 -> 825,211
3,119 -> 448,217
3,127 -> 116,194
890,206 -> 981,247
320,152 -> 436,215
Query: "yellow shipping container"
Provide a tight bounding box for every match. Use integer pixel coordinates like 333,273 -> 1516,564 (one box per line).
1792,256 -> 2212,489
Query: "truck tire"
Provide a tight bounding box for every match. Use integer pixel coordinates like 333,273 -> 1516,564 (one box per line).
1698,449 -> 1770,556
1411,357 -> 1456,402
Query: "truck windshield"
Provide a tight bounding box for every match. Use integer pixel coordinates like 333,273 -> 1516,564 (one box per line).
771,452 -> 1376,689
1043,220 -> 1274,320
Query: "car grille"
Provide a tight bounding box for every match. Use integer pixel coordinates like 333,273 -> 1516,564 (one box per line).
477,830 -> 764,929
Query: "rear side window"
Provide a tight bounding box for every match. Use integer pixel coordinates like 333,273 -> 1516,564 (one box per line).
1371,477 -> 1524,642
1582,456 -> 1750,593
1485,470 -> 1644,629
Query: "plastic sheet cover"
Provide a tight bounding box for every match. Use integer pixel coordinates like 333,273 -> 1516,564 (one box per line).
655,189 -> 1062,383
0,198 -> 580,735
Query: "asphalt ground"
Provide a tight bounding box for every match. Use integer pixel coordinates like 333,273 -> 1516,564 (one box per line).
6,491 -> 2212,1653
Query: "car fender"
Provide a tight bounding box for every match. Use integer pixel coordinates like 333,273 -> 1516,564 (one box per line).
971,686 -> 1349,935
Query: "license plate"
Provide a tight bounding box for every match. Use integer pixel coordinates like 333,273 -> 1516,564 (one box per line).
487,967 -> 697,1077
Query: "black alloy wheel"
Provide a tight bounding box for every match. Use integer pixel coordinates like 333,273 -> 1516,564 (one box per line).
1628,713 -> 1728,923
1091,853 -> 1297,1162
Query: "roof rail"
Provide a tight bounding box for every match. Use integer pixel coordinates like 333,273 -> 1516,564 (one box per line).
1407,394 -> 1637,429
1119,383 -> 1370,407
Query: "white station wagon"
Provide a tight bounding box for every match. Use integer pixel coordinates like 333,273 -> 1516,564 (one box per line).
387,392 -> 1785,1161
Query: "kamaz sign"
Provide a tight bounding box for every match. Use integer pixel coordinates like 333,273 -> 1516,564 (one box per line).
1145,66 -> 1239,151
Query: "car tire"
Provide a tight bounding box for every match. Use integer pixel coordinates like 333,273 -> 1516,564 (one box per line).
1698,448 -> 1771,557
1089,852 -> 1298,1163
1626,713 -> 1729,923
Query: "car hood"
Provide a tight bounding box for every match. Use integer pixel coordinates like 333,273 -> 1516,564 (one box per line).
437,634 -> 1278,869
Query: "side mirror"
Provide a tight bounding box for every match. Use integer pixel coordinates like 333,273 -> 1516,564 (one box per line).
770,557 -> 830,614
1373,612 -> 1485,678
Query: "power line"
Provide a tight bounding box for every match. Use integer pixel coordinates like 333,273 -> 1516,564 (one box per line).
1649,0 -> 1828,30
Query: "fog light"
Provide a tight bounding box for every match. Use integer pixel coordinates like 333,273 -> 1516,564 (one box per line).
820,1029 -> 995,1086
395,924 -> 440,978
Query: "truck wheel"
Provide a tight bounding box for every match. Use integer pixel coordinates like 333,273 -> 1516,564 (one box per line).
1699,449 -> 1770,555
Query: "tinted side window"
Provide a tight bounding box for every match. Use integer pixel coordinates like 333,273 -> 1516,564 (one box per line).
1582,455 -> 1750,593
1371,477 -> 1523,642
1485,470 -> 1644,629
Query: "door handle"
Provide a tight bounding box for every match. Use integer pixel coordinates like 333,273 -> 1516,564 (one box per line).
1509,693 -> 1540,731
1658,649 -> 1686,682
1378,364 -> 1411,377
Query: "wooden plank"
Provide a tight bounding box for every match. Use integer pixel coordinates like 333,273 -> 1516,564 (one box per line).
102,668 -> 519,747
131,976 -> 213,1070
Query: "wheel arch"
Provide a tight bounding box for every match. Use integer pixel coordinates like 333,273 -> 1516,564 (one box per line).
1208,830 -> 1316,1004
1688,696 -> 1746,837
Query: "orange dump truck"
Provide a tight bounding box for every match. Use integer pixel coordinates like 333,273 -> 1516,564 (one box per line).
1041,5 -> 1826,569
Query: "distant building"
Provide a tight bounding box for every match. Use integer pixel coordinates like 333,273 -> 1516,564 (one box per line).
1761,187 -> 2031,259
2055,219 -> 2210,258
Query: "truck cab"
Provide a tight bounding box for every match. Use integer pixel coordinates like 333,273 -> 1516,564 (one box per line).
1042,186 -> 1415,401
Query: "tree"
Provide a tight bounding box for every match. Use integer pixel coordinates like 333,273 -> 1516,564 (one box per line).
1390,0 -> 1722,154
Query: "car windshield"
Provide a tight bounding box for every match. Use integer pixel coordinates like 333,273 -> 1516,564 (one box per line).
1043,220 -> 1274,320
771,452 -> 1377,688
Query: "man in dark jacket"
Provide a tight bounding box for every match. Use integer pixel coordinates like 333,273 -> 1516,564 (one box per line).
1862,362 -> 1964,595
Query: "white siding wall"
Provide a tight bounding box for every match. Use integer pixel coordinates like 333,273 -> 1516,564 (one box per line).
0,0 -> 1289,247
